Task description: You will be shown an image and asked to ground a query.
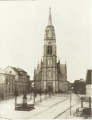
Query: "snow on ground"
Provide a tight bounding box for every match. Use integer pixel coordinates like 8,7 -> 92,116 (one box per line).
0,93 -> 68,119
57,100 -> 89,119
30,93 -> 80,119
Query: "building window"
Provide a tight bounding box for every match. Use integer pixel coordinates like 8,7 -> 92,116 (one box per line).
50,45 -> 52,54
47,45 -> 49,54
6,86 -> 7,93
48,59 -> 52,66
47,45 -> 52,54
6,78 -> 8,84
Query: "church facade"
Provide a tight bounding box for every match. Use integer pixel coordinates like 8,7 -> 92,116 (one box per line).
34,8 -> 68,93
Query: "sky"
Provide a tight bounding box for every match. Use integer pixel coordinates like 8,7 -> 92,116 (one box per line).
0,0 -> 91,82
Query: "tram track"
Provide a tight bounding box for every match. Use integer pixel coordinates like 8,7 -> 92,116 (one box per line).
30,93 -> 81,119
54,99 -> 80,119
28,96 -> 69,119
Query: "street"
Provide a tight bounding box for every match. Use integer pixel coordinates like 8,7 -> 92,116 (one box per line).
0,93 -> 81,119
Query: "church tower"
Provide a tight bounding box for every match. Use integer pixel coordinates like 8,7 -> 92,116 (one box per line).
42,8 -> 58,92
34,8 -> 68,93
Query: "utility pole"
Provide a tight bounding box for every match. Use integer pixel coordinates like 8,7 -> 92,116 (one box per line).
81,97 -> 83,108
40,83 -> 41,102
33,81 -> 35,104
34,91 -> 35,104
70,91 -> 71,115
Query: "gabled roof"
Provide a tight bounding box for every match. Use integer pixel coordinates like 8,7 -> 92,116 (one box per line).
5,66 -> 18,74
4,66 -> 28,76
16,68 -> 26,73
0,68 -> 15,75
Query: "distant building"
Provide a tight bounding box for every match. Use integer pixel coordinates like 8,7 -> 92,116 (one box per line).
5,66 -> 30,94
86,69 -> 92,84
67,81 -> 71,91
0,68 -> 15,99
74,79 -> 86,94
34,8 -> 68,93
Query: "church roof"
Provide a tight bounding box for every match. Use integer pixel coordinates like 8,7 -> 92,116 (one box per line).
60,64 -> 66,74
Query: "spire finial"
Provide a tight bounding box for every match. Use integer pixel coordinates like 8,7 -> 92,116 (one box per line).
48,7 -> 52,26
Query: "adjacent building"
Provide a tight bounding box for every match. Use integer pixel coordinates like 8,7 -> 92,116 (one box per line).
0,68 -> 15,99
86,69 -> 92,84
34,8 -> 68,93
5,66 -> 30,95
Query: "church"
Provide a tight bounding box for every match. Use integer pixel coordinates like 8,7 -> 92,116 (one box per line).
34,8 -> 68,93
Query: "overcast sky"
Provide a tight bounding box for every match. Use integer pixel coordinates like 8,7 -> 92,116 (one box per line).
0,0 -> 91,82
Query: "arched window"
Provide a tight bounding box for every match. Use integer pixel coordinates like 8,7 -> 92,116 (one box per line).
47,45 -> 52,54
50,45 -> 52,54
47,45 -> 49,54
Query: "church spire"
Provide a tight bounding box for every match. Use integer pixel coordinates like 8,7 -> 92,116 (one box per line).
48,7 -> 52,26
